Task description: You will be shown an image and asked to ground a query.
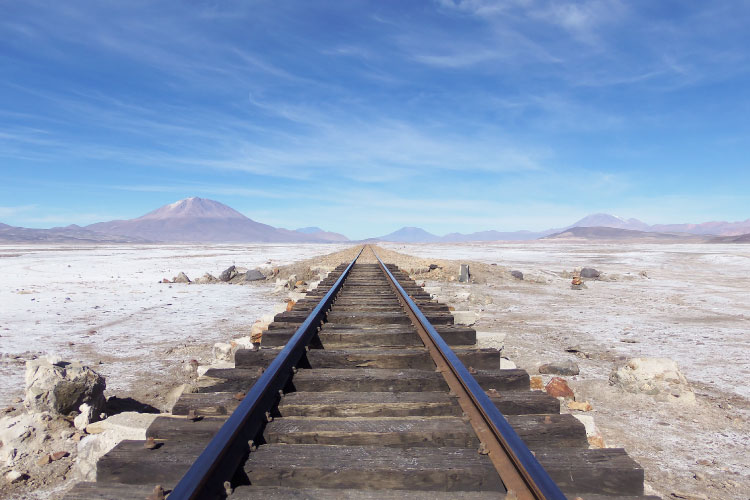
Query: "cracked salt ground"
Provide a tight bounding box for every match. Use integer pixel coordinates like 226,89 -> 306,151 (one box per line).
380,241 -> 750,500
1,242 -> 748,499
0,243 -> 349,410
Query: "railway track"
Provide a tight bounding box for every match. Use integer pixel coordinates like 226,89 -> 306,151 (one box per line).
67,246 -> 657,499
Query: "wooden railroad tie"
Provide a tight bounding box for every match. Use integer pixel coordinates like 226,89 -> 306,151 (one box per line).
66,251 -> 657,500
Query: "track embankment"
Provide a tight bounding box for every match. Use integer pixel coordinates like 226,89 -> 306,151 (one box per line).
66,246 -> 655,499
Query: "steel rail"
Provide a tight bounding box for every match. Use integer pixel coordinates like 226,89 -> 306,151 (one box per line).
375,251 -> 567,500
168,247 -> 363,500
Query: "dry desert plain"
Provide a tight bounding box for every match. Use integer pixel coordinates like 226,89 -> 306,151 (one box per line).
0,242 -> 748,499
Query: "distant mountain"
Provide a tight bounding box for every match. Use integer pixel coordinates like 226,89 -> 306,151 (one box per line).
440,229 -> 552,242
651,219 -> 750,236
375,227 -> 441,243
87,197 -> 316,243
296,227 -> 324,234
295,226 -> 349,242
442,214 -> 750,241
6,206 -> 750,244
564,213 -> 750,236
566,213 -> 650,231
544,226 -> 704,241
710,233 -> 750,243
0,223 -> 149,243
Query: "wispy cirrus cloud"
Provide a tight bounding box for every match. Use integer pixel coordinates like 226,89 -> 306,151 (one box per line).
1,1 -> 749,235
0,205 -> 37,218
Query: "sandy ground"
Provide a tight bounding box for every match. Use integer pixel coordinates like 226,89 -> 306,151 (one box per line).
0,243 -> 348,410
380,241 -> 750,500
1,242 -> 748,499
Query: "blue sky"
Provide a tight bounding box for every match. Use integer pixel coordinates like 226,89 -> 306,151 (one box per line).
1,1 -> 748,239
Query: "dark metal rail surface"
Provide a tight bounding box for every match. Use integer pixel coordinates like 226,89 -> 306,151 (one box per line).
168,248 -> 362,499
169,245 -> 566,499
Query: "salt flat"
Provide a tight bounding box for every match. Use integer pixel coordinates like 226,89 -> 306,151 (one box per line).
0,243 -> 348,408
383,242 -> 750,398
1,241 -> 748,499
381,241 -> 749,498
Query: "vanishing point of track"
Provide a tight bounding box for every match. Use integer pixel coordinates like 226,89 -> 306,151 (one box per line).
67,246 -> 656,500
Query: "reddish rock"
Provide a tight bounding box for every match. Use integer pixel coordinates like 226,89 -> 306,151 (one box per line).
50,450 -> 69,461
530,376 -> 544,390
545,377 -> 575,399
588,434 -> 606,449
567,400 -> 593,411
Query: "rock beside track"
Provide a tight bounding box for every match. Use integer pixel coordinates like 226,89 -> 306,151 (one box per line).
0,410 -> 79,493
539,360 -> 580,376
219,265 -> 238,282
545,377 -> 575,399
24,358 -> 106,417
173,272 -> 191,283
76,412 -> 158,481
244,269 -> 265,282
580,267 -> 601,279
194,273 -> 218,284
609,357 -> 695,404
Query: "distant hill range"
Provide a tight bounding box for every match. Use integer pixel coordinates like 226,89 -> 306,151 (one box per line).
710,233 -> 750,243
1,202 -> 748,244
542,226 -> 705,241
371,212 -> 750,243
566,213 -> 750,236
0,198 -> 348,243
85,198 -> 349,243
372,228 -> 550,242
86,197 -> 292,243
0,224 -> 149,243
295,226 -> 349,242
374,227 -> 443,243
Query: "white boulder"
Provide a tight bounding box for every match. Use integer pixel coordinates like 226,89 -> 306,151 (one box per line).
25,358 -> 106,416
4,470 -> 25,484
307,280 -> 321,290
73,403 -> 96,431
197,360 -> 233,377
452,311 -> 478,326
260,313 -> 275,324
609,357 -> 695,403
232,336 -> 255,349
76,412 -> 158,481
212,342 -> 233,362
500,357 -> 517,369
272,302 -> 288,314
